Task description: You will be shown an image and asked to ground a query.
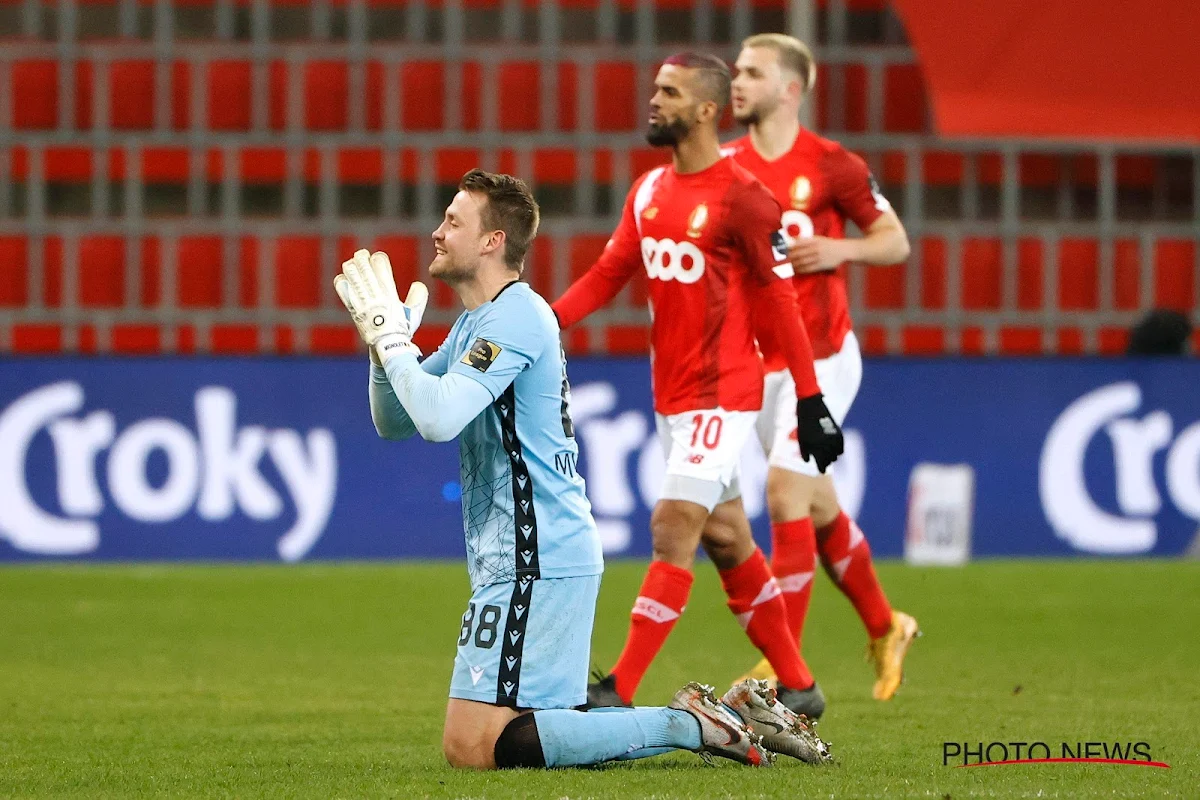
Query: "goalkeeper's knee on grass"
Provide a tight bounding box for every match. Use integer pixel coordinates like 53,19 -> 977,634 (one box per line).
493,714 -> 547,769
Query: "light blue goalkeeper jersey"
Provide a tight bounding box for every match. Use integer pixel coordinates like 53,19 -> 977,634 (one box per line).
412,281 -> 602,591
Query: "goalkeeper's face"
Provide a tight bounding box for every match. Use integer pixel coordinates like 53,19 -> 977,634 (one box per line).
430,190 -> 492,281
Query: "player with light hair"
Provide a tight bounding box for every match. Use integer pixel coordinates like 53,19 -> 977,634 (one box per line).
725,33 -> 919,715
336,168 -> 830,770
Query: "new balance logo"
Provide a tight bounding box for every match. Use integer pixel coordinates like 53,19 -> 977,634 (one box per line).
632,596 -> 682,623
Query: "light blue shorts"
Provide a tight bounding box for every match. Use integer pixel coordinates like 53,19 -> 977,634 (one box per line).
449,573 -> 600,710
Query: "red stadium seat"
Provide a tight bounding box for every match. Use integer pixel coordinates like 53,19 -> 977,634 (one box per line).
177,236 -> 225,308
998,327 -> 1042,355
499,62 -> 540,132
864,262 -> 905,310
111,325 -> 161,354
594,62 -> 638,132
305,61 -> 348,130
12,324 -> 63,353
1154,239 -> 1195,311
12,61 -> 58,129
883,64 -> 927,133
960,237 -> 1002,310
207,60 -> 252,130
110,60 -> 155,129
902,326 -> 944,355
923,152 -> 964,186
1016,237 -> 1044,310
919,236 -> 946,309
78,235 -> 125,308
274,236 -> 322,308
402,61 -> 445,131
1019,154 -> 1059,188
0,236 -> 28,306
1113,238 -> 1141,309
1058,238 -> 1099,310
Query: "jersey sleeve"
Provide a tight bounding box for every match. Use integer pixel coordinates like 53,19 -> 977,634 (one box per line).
551,176 -> 646,328
829,147 -> 891,231
727,181 -> 791,286
729,180 -> 821,398
447,298 -> 548,400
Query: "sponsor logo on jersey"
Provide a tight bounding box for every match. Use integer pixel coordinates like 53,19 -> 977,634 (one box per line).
790,176 -> 812,210
640,237 -> 706,283
685,203 -> 709,238
462,338 -> 502,372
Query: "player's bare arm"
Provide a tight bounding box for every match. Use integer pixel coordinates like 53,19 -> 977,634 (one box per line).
789,210 -> 910,273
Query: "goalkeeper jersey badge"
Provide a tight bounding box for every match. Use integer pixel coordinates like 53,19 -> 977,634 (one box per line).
462,338 -> 502,372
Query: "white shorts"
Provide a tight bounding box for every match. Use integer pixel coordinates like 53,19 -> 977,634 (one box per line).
655,407 -> 759,511
756,330 -> 862,477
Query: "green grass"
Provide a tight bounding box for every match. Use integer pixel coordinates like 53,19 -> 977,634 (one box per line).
0,560 -> 1195,798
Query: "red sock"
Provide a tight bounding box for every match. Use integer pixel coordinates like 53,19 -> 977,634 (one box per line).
817,512 -> 893,639
770,518 -> 817,646
719,548 -> 814,690
610,560 -> 694,703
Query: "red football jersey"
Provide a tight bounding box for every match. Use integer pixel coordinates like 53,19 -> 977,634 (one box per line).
554,157 -> 817,416
725,129 -> 890,364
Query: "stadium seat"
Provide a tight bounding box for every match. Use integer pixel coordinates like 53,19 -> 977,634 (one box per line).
78,235 -> 125,307
111,324 -> 161,354
919,236 -> 945,309
1019,154 -> 1059,189
902,325 -> 944,355
998,326 -> 1042,355
11,60 -> 58,129
177,235 -> 225,308
207,60 -> 252,130
0,236 -> 28,306
109,60 -> 155,129
1154,239 -> 1195,311
1016,237 -> 1044,310
1113,238 -> 1141,309
1058,238 -> 1099,310
883,64 -> 926,133
1056,327 -> 1085,354
1097,327 -> 1129,355
960,237 -> 1002,310
305,61 -> 349,130
274,236 -> 322,308
594,62 -> 638,132
401,61 -> 445,130
864,262 -> 905,309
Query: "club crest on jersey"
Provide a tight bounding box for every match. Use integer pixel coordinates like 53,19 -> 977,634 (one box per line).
686,203 -> 709,238
643,206 -> 658,220
790,176 -> 812,210
461,338 -> 502,372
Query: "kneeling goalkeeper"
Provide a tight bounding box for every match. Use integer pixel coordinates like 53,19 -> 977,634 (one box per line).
336,168 -> 830,770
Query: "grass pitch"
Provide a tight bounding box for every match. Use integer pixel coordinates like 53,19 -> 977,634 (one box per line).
0,559 -> 1194,798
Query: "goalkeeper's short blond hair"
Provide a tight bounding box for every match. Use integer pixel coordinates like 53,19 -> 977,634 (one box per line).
742,33 -> 817,94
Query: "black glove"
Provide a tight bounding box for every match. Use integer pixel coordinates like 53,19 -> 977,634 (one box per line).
796,393 -> 844,474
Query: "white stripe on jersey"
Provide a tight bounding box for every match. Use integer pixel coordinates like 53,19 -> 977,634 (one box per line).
633,166 -> 667,238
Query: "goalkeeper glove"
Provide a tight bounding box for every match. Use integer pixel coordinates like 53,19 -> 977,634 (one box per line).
796,393 -> 844,474
334,249 -> 428,362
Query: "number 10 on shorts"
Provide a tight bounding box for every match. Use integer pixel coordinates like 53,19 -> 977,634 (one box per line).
689,413 -> 723,449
